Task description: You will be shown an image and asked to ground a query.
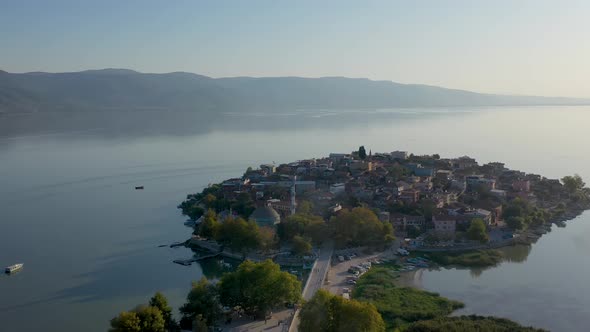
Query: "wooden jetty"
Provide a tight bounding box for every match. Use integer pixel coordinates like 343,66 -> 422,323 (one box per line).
173,252 -> 220,266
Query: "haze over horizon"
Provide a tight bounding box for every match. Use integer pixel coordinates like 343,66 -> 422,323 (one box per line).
2,0 -> 590,98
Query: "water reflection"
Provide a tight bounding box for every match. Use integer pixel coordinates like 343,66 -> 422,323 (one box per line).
0,108 -> 478,143
197,257 -> 240,280
500,245 -> 532,264
428,244 -> 534,279
469,268 -> 484,278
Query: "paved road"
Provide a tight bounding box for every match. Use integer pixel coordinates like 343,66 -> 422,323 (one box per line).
289,242 -> 334,332
302,242 -> 334,300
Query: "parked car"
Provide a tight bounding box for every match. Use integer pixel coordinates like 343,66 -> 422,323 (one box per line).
397,248 -> 410,256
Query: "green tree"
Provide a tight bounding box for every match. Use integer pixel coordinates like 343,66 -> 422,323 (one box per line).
330,207 -> 394,248
299,290 -> 332,331
359,146 -> 367,160
503,205 -> 523,220
110,311 -> 142,332
506,216 -> 526,230
192,315 -> 208,332
503,197 -> 530,220
467,219 -> 489,243
136,306 -> 166,332
297,200 -> 314,215
304,220 -> 330,245
216,217 -> 260,253
332,296 -> 385,332
110,306 -> 165,332
387,164 -> 408,181
278,213 -> 325,242
562,174 -> 586,193
292,235 -> 312,255
299,290 -> 385,332
258,226 -> 278,253
149,292 -> 176,331
180,278 -> 222,330
219,260 -> 301,317
198,209 -> 219,239
231,192 -> 256,218
178,204 -> 204,222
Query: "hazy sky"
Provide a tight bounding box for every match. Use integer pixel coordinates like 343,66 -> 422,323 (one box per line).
2,0 -> 590,97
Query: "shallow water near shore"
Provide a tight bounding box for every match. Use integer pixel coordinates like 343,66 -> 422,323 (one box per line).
1,106 -> 590,331
416,213 -> 590,331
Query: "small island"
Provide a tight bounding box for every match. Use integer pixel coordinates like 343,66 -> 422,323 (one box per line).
159,148 -> 589,331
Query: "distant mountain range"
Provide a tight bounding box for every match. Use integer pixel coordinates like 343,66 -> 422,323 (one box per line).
1,69 -> 588,113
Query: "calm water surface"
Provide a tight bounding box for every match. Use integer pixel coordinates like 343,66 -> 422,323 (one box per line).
1,106 -> 589,331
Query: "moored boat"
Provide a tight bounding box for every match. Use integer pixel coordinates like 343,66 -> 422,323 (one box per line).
5,263 -> 24,274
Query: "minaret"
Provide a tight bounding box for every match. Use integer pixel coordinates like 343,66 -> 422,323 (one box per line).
290,175 -> 297,215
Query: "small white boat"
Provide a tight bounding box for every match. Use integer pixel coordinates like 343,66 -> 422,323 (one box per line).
5,263 -> 24,274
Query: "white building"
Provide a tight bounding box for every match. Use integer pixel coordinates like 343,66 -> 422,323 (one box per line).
391,151 -> 408,160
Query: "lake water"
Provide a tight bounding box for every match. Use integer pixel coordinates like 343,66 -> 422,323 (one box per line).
1,106 -> 589,331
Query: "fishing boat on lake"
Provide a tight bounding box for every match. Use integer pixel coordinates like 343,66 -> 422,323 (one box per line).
5,263 -> 23,274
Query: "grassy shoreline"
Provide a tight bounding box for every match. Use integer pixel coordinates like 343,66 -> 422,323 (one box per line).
353,267 -> 464,329
352,265 -> 547,331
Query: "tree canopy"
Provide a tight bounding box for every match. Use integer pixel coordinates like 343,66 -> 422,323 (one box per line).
359,146 -> 367,160
278,212 -> 328,244
215,217 -> 261,253
109,305 -> 166,332
198,209 -> 220,239
562,174 -> 586,193
218,260 -> 301,317
506,216 -> 525,230
257,226 -> 278,253
330,207 -> 394,248
502,198 -> 548,230
149,292 -> 175,331
297,200 -> 314,215
179,278 -> 222,330
178,184 -> 256,221
466,219 -> 488,243
291,235 -> 312,256
299,290 -> 385,332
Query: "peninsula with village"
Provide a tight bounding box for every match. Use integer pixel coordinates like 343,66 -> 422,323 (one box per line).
112,149 -> 590,332
143,148 -> 590,331
180,148 -> 589,261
